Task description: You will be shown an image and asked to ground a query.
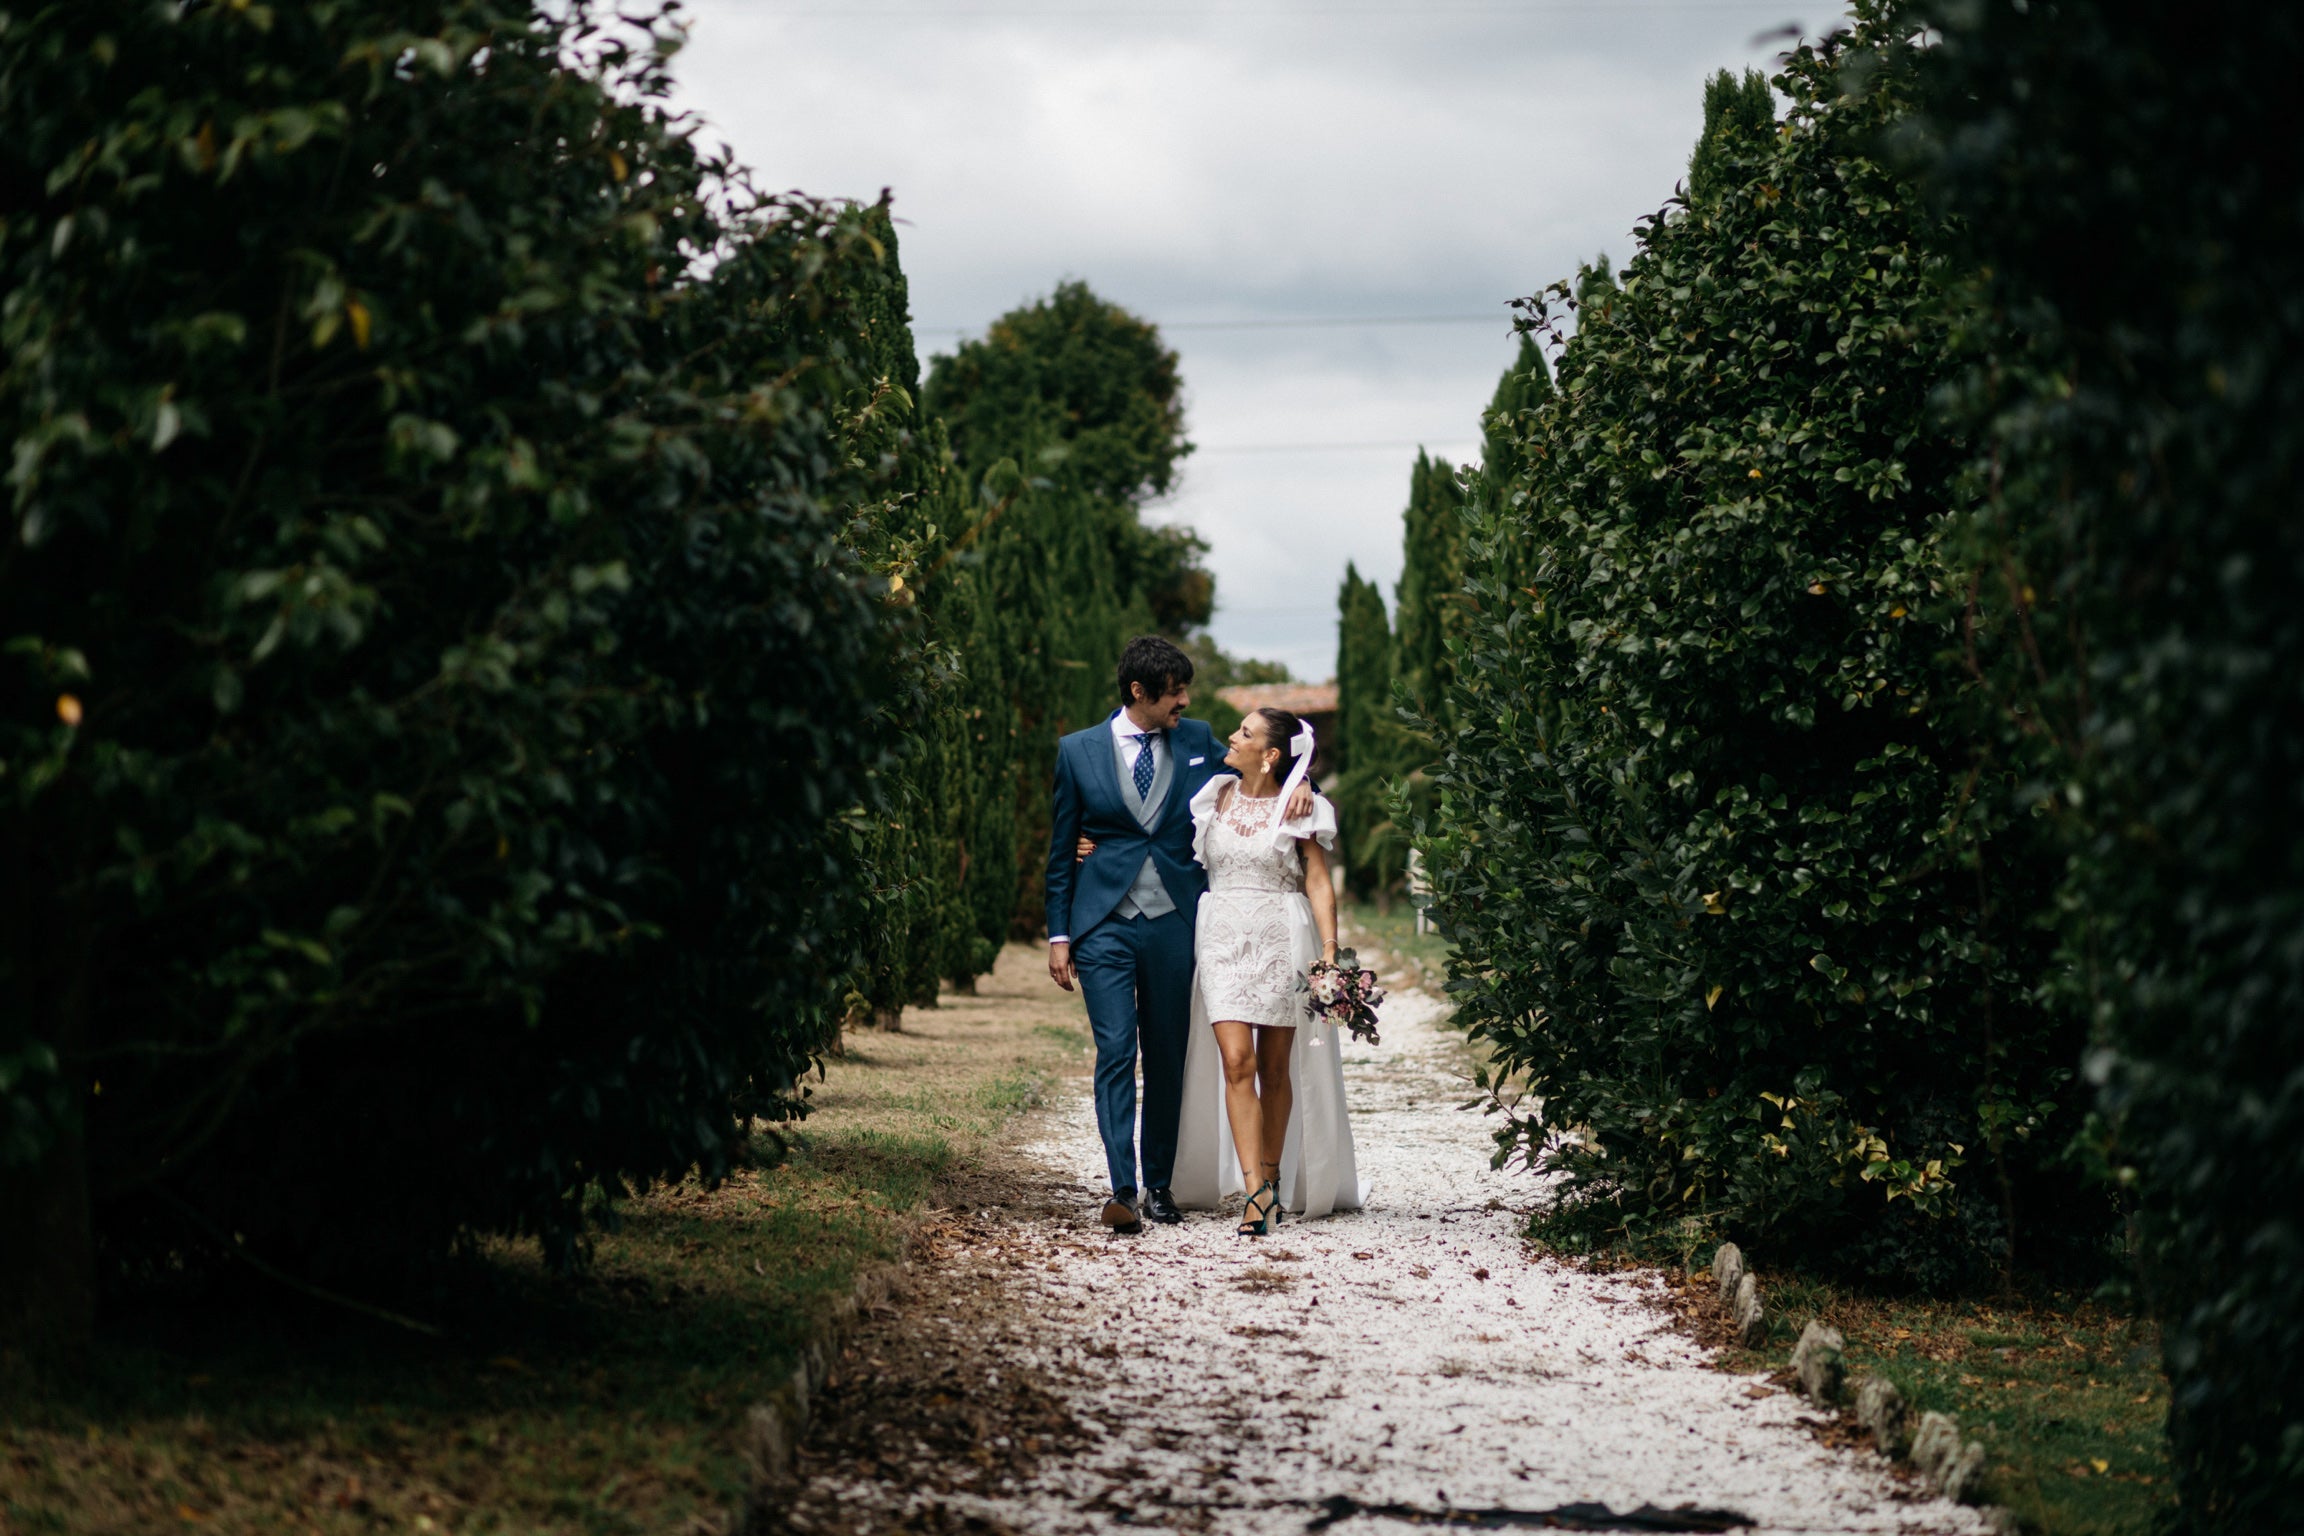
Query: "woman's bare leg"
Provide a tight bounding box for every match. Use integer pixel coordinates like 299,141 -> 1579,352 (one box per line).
1212,1021 -> 1264,1190
1254,1025 -> 1296,1177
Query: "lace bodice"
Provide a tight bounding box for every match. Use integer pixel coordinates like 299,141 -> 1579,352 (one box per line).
1186,777 -> 1339,876
1204,787 -> 1306,893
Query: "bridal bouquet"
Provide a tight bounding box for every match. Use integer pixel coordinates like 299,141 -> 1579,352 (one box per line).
1301,948 -> 1385,1045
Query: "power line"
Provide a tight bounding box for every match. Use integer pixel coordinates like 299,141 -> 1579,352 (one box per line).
918,313 -> 1516,336
731,4 -> 1760,14
1166,313 -> 1513,332
1194,439 -> 1480,455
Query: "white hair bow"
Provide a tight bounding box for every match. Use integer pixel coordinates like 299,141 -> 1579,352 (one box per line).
1269,718 -> 1318,847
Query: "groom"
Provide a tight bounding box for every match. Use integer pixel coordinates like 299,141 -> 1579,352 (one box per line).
1045,635 -> 1308,1233
1045,636 -> 1220,1233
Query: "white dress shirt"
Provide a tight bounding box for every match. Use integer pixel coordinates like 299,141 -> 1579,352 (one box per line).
1110,707 -> 1167,787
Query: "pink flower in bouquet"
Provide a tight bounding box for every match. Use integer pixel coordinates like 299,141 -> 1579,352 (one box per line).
1300,952 -> 1383,1044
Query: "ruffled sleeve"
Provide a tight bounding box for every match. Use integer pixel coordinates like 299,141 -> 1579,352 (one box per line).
1187,774 -> 1231,869
1274,790 -> 1340,852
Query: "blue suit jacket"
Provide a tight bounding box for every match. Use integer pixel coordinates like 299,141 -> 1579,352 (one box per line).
1045,714 -> 1232,942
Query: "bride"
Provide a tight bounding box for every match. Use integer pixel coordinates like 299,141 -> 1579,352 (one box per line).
1168,707 -> 1365,1233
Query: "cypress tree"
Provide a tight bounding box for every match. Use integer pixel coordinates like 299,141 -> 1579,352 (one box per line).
1392,450 -> 1466,734
1480,335 -> 1552,490
1333,563 -> 1396,895
1342,350 -> 1549,903
1687,68 -> 1776,203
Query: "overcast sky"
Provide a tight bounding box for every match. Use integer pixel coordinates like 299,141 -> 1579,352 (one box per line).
668,0 -> 1839,681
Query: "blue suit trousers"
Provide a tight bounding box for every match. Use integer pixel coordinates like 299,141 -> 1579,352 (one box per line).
1074,907 -> 1195,1196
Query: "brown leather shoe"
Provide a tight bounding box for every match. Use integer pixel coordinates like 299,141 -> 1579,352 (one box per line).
1100,1193 -> 1143,1234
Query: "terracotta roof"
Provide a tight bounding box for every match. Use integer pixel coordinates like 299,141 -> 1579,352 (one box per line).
1217,682 -> 1338,715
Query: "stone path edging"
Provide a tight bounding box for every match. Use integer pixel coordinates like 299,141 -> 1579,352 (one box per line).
734,1234 -> 931,1532
1708,1251 -> 2011,1532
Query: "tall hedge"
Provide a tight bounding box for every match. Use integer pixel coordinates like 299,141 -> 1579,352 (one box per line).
1910,0 -> 2304,1520
0,0 -> 905,1347
1420,28 -> 2094,1286
834,209 -> 995,1023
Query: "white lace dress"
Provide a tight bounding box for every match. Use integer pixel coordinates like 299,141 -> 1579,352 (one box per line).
1170,779 -> 1367,1218
1194,786 -> 1313,1027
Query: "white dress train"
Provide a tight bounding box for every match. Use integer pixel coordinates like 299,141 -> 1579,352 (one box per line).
1169,779 -> 1367,1218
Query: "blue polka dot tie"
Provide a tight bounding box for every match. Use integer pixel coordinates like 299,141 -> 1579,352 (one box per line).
1131,732 -> 1157,798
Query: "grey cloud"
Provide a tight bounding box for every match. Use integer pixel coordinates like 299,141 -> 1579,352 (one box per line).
672,1 -> 1840,679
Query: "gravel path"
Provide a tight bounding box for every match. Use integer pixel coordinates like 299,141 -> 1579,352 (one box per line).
787,983 -> 1991,1536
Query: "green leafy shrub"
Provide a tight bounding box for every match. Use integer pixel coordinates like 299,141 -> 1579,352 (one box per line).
1420,22 -> 2098,1287
1908,0 -> 2304,1521
0,0 -> 905,1332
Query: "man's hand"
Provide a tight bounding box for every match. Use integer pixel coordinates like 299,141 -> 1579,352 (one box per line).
1049,940 -> 1077,992
1285,779 -> 1316,821
1075,836 -> 1096,862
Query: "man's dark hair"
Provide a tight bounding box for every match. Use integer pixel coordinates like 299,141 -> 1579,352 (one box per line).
1116,635 -> 1194,706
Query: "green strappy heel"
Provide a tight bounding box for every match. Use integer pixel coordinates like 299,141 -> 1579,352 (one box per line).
1238,1177 -> 1280,1237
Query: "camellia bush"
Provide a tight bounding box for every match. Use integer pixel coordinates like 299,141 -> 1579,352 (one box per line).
0,0 -> 907,1348
1908,0 -> 2304,1522
1419,17 -> 2098,1287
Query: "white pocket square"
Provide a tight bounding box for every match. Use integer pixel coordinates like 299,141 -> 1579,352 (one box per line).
1188,756 -> 1205,766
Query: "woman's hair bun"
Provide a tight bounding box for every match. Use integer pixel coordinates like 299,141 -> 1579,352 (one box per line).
1253,706 -> 1301,778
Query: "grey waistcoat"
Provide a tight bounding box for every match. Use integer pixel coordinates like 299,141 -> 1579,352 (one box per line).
1115,732 -> 1177,920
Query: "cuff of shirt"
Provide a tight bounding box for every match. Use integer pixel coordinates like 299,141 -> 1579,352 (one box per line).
1049,935 -> 1069,946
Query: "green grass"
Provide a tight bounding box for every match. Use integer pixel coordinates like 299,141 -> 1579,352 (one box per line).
0,947 -> 1087,1535
1,1157 -> 920,1533
1704,1268 -> 2172,1536
1341,897 -> 1452,991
